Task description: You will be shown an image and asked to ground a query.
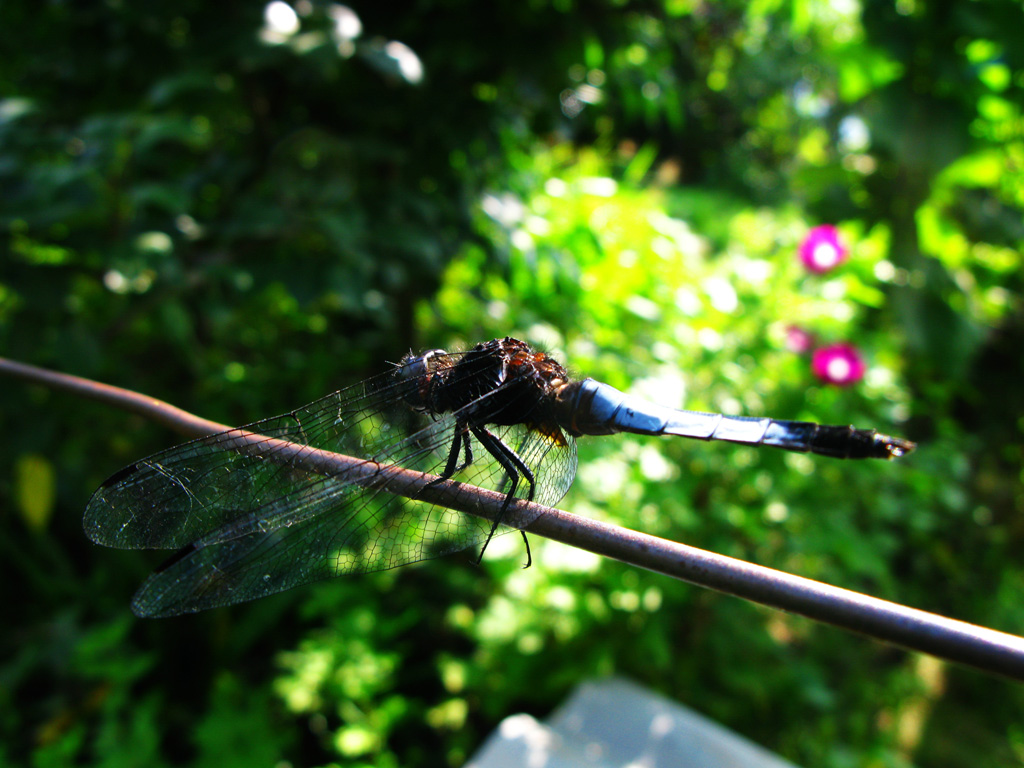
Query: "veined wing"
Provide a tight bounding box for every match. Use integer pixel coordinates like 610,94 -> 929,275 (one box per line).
84,365 -> 421,551
84,357 -> 577,616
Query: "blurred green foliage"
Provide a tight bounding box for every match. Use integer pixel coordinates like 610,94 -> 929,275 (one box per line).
2,0 -> 1023,767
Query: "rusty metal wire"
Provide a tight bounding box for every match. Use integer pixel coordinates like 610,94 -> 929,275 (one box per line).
4,355 -> 1023,680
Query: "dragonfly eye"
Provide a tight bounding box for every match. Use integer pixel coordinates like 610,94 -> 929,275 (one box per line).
396,348 -> 450,412
399,348 -> 447,381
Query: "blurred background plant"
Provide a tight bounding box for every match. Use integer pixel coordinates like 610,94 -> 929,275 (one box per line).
2,1 -> 1022,766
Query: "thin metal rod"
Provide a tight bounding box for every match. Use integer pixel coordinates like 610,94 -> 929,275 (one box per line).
1,357 -> 226,437
4,356 -> 1023,680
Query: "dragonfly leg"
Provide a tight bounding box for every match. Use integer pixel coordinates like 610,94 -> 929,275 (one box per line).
428,423 -> 474,491
470,426 -> 536,568
451,425 -> 474,474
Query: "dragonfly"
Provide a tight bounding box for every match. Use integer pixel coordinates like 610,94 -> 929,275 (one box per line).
85,337 -> 915,617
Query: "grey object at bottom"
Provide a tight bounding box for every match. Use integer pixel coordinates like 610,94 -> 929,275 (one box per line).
466,677 -> 801,768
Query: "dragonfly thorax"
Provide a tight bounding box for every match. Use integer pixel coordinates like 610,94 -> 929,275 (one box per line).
400,337 -> 572,430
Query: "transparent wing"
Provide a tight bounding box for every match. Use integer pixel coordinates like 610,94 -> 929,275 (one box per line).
84,357 -> 578,616
127,420 -> 575,617
84,367 -> 422,551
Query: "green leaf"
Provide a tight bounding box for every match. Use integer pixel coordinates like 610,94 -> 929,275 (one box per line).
15,453 -> 56,533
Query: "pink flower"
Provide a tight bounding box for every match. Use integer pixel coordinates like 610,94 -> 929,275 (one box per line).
785,325 -> 815,354
799,225 -> 848,273
811,343 -> 866,386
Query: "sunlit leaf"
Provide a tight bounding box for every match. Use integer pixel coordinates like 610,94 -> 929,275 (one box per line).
15,453 -> 56,534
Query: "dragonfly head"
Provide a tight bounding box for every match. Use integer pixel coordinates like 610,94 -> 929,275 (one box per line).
396,348 -> 452,412
398,348 -> 446,378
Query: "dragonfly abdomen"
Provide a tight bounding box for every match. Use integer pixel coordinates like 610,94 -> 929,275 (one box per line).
746,420 -> 914,459
556,378 -> 914,459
